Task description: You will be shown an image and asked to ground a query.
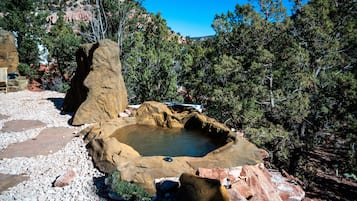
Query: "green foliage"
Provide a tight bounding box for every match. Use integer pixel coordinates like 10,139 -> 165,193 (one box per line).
122,13 -> 181,103
107,171 -> 151,201
180,0 -> 357,180
17,34 -> 40,65
177,39 -> 213,104
17,63 -> 38,80
42,11 -> 81,80
40,9 -> 81,92
0,0 -> 46,64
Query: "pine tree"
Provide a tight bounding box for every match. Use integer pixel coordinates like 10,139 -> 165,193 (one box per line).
0,0 -> 45,64
123,13 -> 180,103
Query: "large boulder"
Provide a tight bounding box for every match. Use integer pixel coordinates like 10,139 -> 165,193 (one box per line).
0,29 -> 19,73
177,173 -> 230,201
62,39 -> 128,125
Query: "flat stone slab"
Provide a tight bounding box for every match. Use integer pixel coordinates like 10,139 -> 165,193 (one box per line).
0,173 -> 29,193
0,127 -> 77,159
0,114 -> 10,120
1,120 -> 46,132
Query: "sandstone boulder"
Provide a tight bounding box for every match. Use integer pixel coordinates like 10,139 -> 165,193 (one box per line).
62,39 -> 128,125
177,173 -> 230,201
0,29 -> 19,73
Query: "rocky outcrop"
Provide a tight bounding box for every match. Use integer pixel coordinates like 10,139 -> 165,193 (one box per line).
154,164 -> 305,201
62,39 -> 128,125
0,29 -> 19,73
82,101 -> 263,194
198,164 -> 305,201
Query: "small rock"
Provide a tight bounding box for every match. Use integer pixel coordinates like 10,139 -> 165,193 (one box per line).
53,169 -> 76,187
119,112 -> 129,118
124,109 -> 132,116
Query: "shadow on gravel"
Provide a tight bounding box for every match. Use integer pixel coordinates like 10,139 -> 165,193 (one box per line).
93,176 -> 111,200
47,97 -> 65,111
47,98 -> 75,125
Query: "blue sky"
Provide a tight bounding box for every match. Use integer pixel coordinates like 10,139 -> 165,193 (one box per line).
143,0 -> 302,37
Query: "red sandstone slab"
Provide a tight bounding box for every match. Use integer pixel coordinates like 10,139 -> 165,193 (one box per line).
0,173 -> 29,192
0,127 -> 77,159
1,120 -> 46,132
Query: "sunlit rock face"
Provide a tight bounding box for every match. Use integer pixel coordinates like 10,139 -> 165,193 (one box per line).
197,164 -> 305,201
62,39 -> 128,125
82,101 -> 263,194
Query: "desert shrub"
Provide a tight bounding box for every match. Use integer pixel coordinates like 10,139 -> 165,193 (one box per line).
41,75 -> 70,93
106,171 -> 151,201
17,63 -> 38,80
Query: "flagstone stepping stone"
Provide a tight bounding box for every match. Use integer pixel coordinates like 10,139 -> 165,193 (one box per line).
0,127 -> 77,159
1,120 -> 46,132
0,114 -> 9,120
0,173 -> 29,193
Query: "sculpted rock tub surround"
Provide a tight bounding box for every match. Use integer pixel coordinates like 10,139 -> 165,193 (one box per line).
81,102 -> 305,200
82,101 -> 264,193
62,39 -> 305,200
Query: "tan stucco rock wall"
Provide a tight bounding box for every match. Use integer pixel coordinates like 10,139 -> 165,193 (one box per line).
62,39 -> 128,125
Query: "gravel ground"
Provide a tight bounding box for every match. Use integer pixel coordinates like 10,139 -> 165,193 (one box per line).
0,90 -> 105,201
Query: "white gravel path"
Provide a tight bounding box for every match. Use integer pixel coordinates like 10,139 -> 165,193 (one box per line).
0,90 -> 106,201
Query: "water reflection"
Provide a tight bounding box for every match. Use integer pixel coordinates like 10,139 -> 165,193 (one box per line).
112,125 -> 224,157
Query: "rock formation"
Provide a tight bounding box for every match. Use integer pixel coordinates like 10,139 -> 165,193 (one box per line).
62,39 -> 128,125
0,29 -> 19,73
197,164 -> 305,201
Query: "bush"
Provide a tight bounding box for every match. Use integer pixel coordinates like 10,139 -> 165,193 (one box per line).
106,171 -> 151,201
17,63 -> 38,80
42,76 -> 70,93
